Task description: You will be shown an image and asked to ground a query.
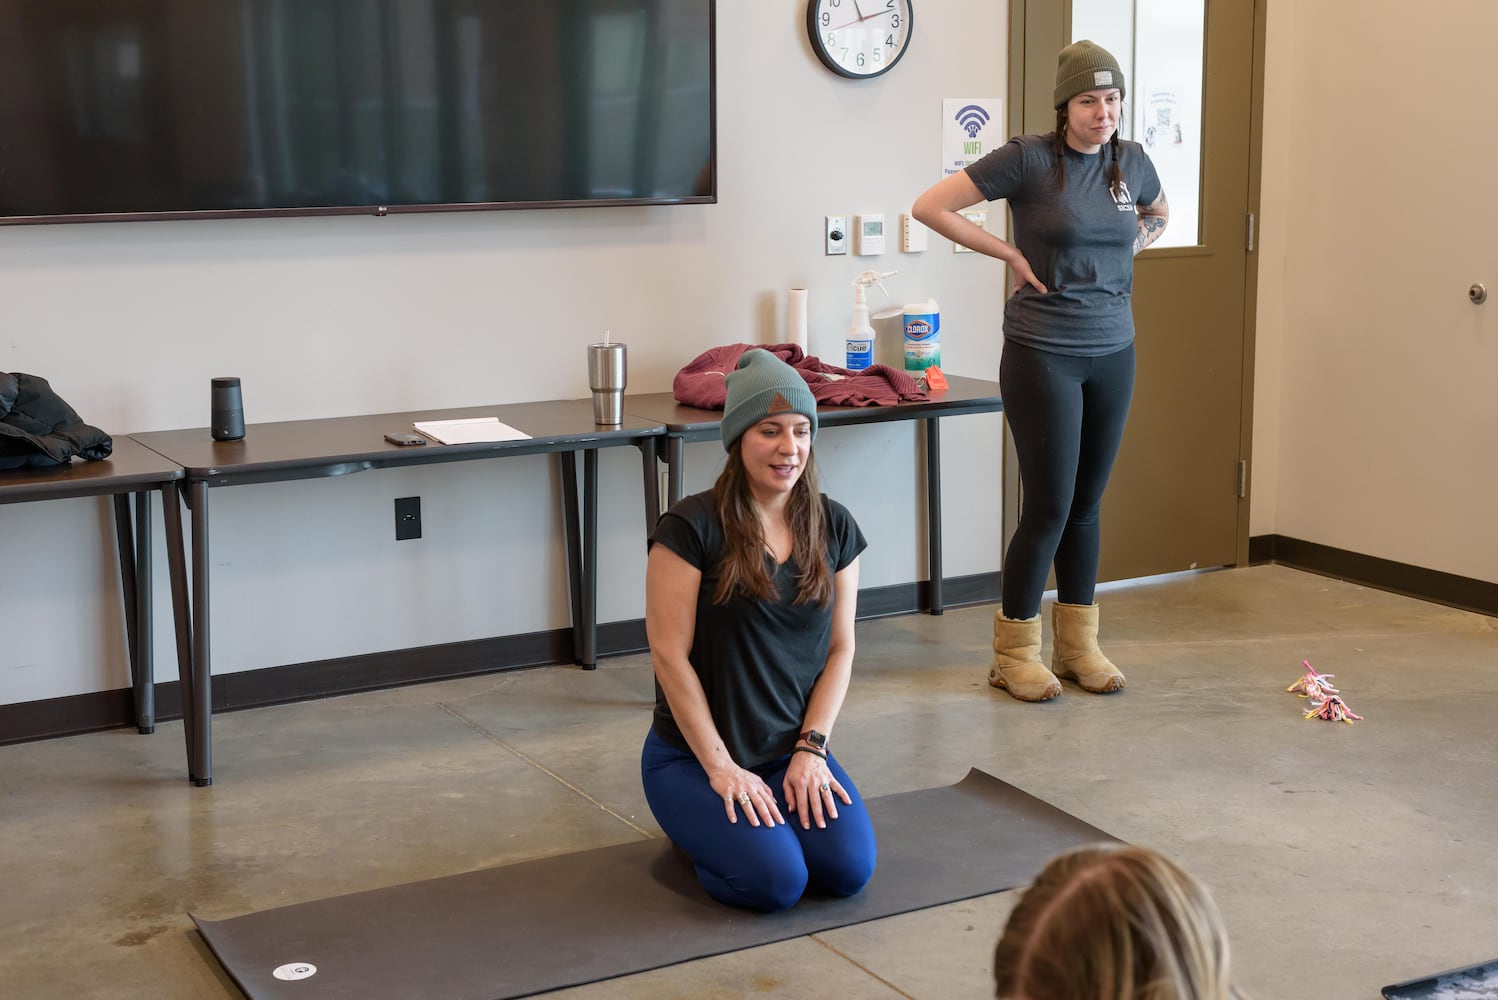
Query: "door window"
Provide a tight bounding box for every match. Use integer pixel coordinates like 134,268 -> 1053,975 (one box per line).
1071,0 -> 1203,248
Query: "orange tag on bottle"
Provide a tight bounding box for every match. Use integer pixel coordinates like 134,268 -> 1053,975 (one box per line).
923,365 -> 948,391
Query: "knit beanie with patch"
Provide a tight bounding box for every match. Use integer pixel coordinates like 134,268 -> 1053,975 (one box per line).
1053,39 -> 1125,109
720,349 -> 818,451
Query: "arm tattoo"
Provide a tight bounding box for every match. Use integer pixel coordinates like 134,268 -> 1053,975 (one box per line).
1133,192 -> 1170,254
1133,214 -> 1167,254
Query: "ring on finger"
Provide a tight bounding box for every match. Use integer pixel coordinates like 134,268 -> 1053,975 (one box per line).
819,782 -> 831,792
738,793 -> 751,806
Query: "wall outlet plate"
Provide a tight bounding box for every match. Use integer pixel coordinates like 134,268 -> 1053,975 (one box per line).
394,496 -> 422,540
955,210 -> 988,253
900,212 -> 927,253
825,215 -> 848,255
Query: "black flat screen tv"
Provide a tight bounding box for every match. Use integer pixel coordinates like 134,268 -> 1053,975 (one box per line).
0,0 -> 716,225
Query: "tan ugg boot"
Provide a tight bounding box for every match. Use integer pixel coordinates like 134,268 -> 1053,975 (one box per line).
1051,602 -> 1126,693
989,612 -> 1062,702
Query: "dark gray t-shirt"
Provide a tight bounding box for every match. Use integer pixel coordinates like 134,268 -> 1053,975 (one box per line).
649,490 -> 866,768
966,132 -> 1162,356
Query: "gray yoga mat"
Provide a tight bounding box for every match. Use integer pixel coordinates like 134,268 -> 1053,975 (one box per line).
194,768 -> 1114,999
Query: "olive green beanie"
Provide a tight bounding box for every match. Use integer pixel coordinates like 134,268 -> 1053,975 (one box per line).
1053,39 -> 1125,109
720,349 -> 818,451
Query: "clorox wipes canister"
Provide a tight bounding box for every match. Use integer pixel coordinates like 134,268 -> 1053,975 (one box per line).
903,299 -> 941,372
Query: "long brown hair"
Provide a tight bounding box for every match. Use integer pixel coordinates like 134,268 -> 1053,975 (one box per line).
711,437 -> 833,607
994,844 -> 1248,1000
1050,107 -> 1124,198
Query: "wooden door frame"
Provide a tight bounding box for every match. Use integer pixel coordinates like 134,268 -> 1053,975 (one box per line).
1001,0 -> 1267,571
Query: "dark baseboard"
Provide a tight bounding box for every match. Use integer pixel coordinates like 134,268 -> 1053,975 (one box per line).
1250,533 -> 1498,618
1247,533 -> 1275,566
0,574 -> 999,746
0,686 -> 176,747
858,571 -> 1001,618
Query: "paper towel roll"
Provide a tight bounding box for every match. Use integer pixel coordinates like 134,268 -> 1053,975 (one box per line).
786,287 -> 808,350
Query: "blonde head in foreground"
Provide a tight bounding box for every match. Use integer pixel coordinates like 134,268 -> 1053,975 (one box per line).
994,844 -> 1247,1000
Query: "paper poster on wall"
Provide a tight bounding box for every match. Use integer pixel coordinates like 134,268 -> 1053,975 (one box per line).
1144,87 -> 1184,149
942,98 -> 1003,177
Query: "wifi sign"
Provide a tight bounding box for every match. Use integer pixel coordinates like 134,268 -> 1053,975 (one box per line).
954,104 -> 992,138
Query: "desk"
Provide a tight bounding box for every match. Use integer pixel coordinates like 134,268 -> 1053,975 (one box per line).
134,400 -> 663,786
0,438 -> 190,746
624,374 -> 1004,614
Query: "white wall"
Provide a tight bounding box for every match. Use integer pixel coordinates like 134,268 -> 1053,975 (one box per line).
1252,0 -> 1498,585
0,1 -> 1009,705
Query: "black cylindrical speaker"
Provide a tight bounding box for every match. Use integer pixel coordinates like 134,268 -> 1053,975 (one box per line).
210,376 -> 245,441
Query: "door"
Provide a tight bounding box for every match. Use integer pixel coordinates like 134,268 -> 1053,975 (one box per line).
1004,0 -> 1259,582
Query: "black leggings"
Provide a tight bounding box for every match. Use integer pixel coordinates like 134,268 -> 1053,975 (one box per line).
1000,340 -> 1135,619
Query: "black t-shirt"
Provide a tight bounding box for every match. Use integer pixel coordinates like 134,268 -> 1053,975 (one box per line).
649,490 -> 867,768
965,132 -> 1162,356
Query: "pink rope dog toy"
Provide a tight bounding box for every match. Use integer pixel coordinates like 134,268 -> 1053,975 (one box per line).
1287,660 -> 1364,724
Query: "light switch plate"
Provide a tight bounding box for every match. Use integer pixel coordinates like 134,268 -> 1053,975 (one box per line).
825,215 -> 848,255
954,209 -> 988,252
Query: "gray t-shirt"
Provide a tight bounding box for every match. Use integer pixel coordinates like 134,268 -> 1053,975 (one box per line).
966,132 -> 1161,356
649,490 -> 866,768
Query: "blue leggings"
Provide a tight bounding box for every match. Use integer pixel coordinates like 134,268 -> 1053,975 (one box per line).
1000,340 -> 1136,618
640,729 -> 877,912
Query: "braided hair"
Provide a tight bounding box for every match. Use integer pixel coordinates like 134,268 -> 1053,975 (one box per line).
1050,107 -> 1124,198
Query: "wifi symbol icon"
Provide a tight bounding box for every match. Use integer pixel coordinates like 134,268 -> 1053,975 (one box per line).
955,104 -> 991,138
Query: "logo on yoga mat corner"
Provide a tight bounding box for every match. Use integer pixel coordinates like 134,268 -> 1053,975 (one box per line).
273,962 -> 318,981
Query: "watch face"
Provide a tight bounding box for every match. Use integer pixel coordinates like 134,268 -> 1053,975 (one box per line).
803,729 -> 828,749
807,0 -> 913,80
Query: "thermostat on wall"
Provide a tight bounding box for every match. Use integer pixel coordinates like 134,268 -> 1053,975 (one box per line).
853,213 -> 885,255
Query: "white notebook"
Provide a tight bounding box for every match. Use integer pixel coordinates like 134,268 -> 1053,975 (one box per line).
411,417 -> 531,445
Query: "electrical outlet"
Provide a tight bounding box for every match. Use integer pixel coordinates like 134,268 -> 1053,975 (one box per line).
954,209 -> 988,253
394,496 -> 421,540
900,212 -> 928,253
825,215 -> 848,255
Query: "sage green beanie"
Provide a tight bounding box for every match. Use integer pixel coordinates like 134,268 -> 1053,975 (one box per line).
1053,39 -> 1125,109
721,349 -> 818,451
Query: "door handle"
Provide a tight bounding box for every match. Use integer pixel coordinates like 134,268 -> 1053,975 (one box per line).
1471,283 -> 1487,305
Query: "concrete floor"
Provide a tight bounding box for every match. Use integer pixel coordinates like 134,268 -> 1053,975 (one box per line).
3,564 -> 1497,999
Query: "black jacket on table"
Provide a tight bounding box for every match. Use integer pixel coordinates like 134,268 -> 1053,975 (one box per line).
0,372 -> 113,470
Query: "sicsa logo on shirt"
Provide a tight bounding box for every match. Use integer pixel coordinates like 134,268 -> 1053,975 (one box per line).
1111,180 -> 1135,213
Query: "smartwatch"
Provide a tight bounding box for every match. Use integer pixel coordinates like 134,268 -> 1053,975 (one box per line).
799,729 -> 828,752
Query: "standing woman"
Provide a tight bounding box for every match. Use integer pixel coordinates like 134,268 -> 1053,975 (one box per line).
913,40 -> 1168,702
641,349 -> 877,912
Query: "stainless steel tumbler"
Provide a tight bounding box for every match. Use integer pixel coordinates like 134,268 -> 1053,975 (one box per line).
587,343 -> 626,425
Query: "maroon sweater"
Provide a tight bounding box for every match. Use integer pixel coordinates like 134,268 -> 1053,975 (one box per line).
673,343 -> 927,410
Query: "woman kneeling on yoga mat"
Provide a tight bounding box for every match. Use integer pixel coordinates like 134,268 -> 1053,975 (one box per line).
640,348 -> 877,913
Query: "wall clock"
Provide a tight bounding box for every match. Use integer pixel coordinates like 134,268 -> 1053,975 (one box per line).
806,0 -> 913,80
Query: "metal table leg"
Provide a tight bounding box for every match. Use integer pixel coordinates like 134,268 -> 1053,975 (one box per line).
559,453 -> 584,666
160,482 -> 196,780
580,448 -> 598,669
926,418 -> 944,615
666,437 -> 685,507
133,490 -> 155,729
111,493 -> 153,733
188,479 -> 213,786
638,438 -> 661,529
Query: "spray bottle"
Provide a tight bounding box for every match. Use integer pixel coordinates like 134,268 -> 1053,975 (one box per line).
846,269 -> 898,371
